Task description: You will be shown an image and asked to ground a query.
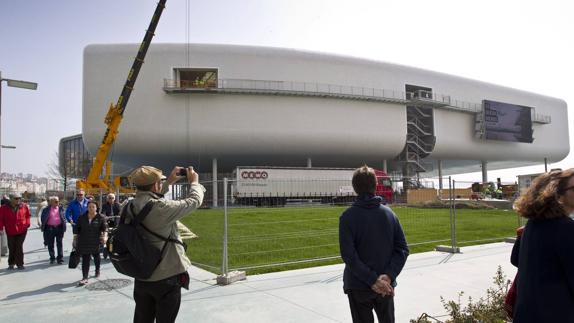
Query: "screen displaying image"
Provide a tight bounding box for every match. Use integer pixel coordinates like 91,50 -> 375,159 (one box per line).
483,100 -> 534,143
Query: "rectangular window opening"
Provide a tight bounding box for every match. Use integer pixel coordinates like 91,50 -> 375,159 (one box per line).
175,68 -> 218,88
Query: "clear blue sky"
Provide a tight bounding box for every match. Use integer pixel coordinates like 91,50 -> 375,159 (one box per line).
1,0 -> 572,182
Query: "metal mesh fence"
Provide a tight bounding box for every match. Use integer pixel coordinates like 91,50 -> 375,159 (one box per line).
179,180 -> 224,274
180,176 -> 525,276
452,179 -> 522,246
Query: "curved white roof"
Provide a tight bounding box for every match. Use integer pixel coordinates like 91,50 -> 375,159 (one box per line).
82,43 -> 569,174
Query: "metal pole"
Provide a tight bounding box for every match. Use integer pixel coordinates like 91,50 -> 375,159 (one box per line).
481,161 -> 488,183
212,158 -> 218,207
437,160 -> 443,190
0,72 -> 3,177
452,179 -> 457,251
544,157 -> 548,173
448,176 -> 454,250
222,177 -> 228,276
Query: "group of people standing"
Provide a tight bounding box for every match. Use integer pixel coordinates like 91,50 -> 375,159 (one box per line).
0,164 -> 205,323
3,166 -> 574,323
0,190 -> 121,286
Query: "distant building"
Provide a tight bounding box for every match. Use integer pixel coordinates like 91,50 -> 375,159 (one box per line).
59,134 -> 93,179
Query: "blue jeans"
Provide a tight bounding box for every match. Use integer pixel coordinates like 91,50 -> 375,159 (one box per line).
44,226 -> 64,262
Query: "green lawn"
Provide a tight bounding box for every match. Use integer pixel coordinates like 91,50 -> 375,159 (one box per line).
179,205 -> 520,275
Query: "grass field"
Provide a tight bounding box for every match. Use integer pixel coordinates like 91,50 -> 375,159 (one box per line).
179,205 -> 521,275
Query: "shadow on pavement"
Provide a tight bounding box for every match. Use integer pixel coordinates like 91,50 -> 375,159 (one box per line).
0,257 -> 70,275
3,282 -> 78,301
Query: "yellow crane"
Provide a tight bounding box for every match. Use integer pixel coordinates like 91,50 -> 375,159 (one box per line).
77,0 -> 167,194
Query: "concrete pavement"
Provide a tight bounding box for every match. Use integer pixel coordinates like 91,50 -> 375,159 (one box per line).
0,220 -> 516,323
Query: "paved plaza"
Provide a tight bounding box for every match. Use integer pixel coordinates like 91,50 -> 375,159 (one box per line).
0,222 -> 516,323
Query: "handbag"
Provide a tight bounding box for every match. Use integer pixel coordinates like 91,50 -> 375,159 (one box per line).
504,274 -> 517,319
68,249 -> 80,269
505,227 -> 525,319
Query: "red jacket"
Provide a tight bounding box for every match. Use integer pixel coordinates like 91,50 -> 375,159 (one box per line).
0,203 -> 31,236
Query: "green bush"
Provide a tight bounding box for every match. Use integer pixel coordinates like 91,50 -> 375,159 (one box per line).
411,266 -> 510,323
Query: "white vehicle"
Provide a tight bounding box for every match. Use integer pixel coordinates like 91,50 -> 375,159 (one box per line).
230,166 -> 393,206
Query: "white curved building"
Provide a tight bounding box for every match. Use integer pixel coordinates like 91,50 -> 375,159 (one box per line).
82,43 -> 568,177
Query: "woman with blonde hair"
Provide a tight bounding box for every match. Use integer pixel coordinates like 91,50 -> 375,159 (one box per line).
511,169 -> 574,322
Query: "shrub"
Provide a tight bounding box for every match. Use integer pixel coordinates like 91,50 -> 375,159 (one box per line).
411,266 -> 511,323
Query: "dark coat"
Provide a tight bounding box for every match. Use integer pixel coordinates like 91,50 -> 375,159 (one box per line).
102,202 -> 120,217
512,217 -> 574,323
76,213 -> 107,255
339,194 -> 409,291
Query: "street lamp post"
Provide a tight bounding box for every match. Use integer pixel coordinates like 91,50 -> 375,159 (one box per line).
0,71 -> 38,177
0,72 -> 35,257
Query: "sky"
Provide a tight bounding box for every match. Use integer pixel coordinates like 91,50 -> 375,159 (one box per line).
0,0 -> 573,182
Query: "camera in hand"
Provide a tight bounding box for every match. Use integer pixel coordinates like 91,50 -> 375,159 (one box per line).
178,168 -> 187,176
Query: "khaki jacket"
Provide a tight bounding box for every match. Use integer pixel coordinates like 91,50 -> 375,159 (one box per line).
124,183 -> 205,281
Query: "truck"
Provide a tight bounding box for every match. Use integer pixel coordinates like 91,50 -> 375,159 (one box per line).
230,166 -> 393,206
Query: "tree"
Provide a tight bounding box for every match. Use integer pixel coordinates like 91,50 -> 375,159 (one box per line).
46,150 -> 72,193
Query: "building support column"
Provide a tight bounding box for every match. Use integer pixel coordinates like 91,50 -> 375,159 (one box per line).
307,157 -> 312,168
544,157 -> 548,173
481,160 -> 488,183
383,160 -> 388,173
212,158 -> 218,207
438,159 -> 443,190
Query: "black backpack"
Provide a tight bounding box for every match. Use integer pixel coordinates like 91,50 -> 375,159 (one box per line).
107,200 -> 186,279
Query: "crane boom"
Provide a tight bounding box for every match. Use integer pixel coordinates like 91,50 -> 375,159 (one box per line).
78,0 -> 167,191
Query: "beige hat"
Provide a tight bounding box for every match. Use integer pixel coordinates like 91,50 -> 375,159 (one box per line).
129,166 -> 166,186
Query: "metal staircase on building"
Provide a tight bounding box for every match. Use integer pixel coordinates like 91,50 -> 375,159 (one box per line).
397,90 -> 437,178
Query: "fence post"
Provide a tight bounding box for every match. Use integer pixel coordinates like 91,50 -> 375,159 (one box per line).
437,176 -> 460,253
451,179 -> 458,252
216,178 -> 246,285
223,177 -> 228,275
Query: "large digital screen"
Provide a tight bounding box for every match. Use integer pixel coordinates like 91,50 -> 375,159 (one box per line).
482,100 -> 533,143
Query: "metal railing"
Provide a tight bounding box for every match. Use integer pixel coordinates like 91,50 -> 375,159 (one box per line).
163,78 -> 553,123
163,78 -> 489,114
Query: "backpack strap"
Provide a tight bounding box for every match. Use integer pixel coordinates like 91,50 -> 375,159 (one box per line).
129,201 -> 187,251
130,201 -> 155,225
119,201 -> 131,225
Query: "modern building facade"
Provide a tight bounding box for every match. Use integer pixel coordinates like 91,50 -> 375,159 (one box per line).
80,43 -> 569,180
59,134 -> 92,179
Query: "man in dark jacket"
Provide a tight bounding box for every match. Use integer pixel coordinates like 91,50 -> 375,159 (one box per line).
339,166 -> 409,323
102,193 -> 121,227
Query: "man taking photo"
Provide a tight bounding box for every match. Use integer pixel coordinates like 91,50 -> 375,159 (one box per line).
125,165 -> 205,323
